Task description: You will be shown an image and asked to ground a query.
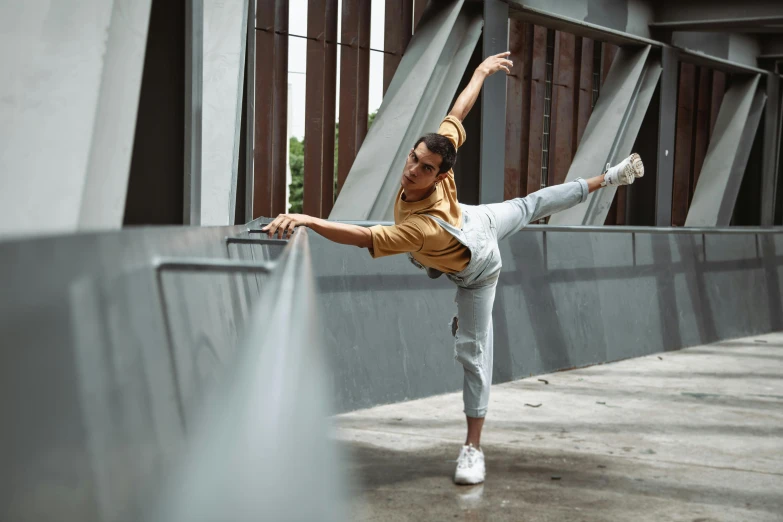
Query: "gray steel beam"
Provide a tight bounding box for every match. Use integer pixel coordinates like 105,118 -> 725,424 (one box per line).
762,74 -> 781,225
653,2 -> 783,30
329,0 -> 483,221
686,76 -> 766,227
506,0 -> 769,77
479,0 -> 509,204
506,0 -> 656,46
549,46 -> 661,225
244,0 -> 256,223
185,0 -> 204,225
78,0 -> 153,230
677,47 -> 768,76
656,46 -> 678,227
650,17 -> 783,33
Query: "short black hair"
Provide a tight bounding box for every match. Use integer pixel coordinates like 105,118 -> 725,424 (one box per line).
413,134 -> 457,174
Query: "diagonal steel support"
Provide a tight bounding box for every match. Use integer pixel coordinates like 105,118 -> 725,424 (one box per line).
686,75 -> 766,227
329,0 -> 483,221
549,45 -> 661,225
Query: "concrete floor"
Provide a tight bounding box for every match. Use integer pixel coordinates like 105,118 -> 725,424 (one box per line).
335,333 -> 783,521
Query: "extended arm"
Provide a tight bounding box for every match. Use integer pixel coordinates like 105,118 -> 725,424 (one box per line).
262,213 -> 373,248
448,51 -> 512,122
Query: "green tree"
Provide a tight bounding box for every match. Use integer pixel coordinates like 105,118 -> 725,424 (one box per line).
288,110 -> 377,213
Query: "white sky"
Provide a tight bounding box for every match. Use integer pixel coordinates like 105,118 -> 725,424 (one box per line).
287,0 -> 387,139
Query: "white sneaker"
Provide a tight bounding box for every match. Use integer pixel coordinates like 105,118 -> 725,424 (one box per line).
454,444 -> 485,485
603,153 -> 644,186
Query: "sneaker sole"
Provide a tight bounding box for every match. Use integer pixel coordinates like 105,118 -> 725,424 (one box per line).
454,476 -> 485,485
623,153 -> 644,182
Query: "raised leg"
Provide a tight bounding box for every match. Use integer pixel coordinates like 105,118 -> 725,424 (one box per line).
485,179 -> 589,243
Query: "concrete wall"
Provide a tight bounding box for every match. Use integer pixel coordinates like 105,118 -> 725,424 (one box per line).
307,229 -> 783,412
0,1 -> 150,238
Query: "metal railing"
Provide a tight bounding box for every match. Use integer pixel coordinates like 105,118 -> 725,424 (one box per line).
152,228 -> 347,522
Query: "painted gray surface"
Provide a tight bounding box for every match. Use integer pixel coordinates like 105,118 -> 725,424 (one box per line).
686,76 -> 765,227
77,0 -> 153,230
201,0 -> 248,226
244,0 -> 256,223
306,228 -> 783,413
185,0 -> 204,225
479,0 -> 509,204
671,31 -> 730,60
329,0 -> 483,221
653,0 -> 783,27
0,1 -> 148,237
762,74 -> 781,226
656,46 -> 678,227
549,46 -> 660,225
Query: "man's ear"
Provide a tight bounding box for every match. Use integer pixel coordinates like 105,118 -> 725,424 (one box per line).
436,173 -> 448,183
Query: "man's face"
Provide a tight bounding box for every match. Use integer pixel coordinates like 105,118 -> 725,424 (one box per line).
400,142 -> 444,192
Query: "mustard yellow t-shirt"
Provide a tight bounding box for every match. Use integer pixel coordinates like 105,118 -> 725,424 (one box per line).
368,115 -> 470,274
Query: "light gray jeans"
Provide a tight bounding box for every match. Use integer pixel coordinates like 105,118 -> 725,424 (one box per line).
424,179 -> 589,417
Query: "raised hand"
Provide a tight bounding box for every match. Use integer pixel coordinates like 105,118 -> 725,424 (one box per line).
477,51 -> 513,77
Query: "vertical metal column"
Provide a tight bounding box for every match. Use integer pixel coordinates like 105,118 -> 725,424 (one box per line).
228,0 -> 250,226
655,46 -> 678,227
184,0 -> 204,225
762,73 -> 781,225
337,0 -> 371,192
478,0 -> 508,204
383,0 -> 414,96
304,0 -> 338,218
244,0 -> 256,222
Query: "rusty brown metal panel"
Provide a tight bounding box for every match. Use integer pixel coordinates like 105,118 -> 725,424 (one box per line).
576,37 -> 594,148
414,0 -> 426,32
691,66 -> 712,196
526,25 -> 548,196
254,0 -> 289,218
672,62 -> 696,226
504,21 -> 532,200
337,0 -> 371,193
271,0 -> 289,215
601,43 -> 618,85
338,0 -> 360,193
550,31 -> 576,187
383,0 -> 413,96
710,70 -> 727,139
303,0 -> 338,218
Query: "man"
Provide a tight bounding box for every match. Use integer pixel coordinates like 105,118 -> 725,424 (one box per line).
263,51 -> 644,485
